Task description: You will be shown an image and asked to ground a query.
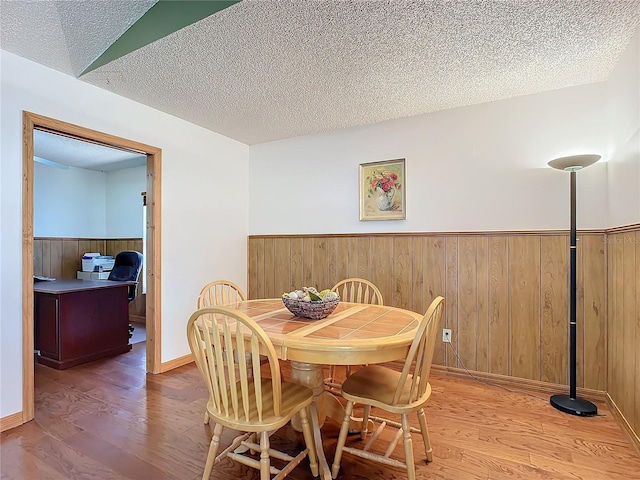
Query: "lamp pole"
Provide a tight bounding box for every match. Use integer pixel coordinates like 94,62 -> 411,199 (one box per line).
547,154 -> 599,417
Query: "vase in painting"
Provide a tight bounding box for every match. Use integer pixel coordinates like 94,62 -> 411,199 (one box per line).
375,186 -> 395,211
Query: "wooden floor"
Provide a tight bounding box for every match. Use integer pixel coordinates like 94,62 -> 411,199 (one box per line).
2,343 -> 639,480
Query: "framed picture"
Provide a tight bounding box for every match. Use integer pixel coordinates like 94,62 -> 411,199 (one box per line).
359,158 -> 406,221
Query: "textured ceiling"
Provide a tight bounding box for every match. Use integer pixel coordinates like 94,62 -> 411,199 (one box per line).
1,0 -> 156,77
2,0 -> 640,146
34,130 -> 146,172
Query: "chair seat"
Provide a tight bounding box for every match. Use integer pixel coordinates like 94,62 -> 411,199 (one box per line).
331,297 -> 444,480
341,365 -> 432,414
207,379 -> 314,432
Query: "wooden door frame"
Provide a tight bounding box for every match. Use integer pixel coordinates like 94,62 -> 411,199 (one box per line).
22,111 -> 162,423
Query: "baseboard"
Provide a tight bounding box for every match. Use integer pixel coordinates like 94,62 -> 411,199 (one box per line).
130,315 -> 146,324
606,394 -> 640,456
159,353 -> 193,373
0,411 -> 24,432
430,365 -> 607,402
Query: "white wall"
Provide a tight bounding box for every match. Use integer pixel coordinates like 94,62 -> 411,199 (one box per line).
34,162 -> 107,237
249,83 -> 609,234
0,51 -> 249,419
607,28 -> 640,228
33,163 -> 147,238
106,166 -> 147,238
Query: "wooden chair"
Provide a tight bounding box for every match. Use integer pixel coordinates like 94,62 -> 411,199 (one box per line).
198,280 -> 257,424
326,278 -> 384,391
198,280 -> 246,308
187,306 -> 319,480
331,278 -> 384,305
331,296 -> 445,480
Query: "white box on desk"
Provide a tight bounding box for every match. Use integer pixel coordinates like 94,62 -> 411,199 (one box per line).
77,271 -> 111,280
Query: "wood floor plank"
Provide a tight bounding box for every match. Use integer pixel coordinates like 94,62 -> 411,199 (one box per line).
70,408 -> 207,479
15,430 -> 124,479
63,429 -> 174,480
2,342 -> 639,480
529,452 -> 638,480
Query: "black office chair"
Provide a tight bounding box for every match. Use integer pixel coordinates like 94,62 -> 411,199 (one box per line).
108,250 -> 143,340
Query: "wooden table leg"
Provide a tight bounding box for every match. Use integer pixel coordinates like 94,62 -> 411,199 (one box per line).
288,362 -> 368,479
290,361 -> 327,430
290,362 -> 330,479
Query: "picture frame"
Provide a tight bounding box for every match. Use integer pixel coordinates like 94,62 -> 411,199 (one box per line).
359,158 -> 406,221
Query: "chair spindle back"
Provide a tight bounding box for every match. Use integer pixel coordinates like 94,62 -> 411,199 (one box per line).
331,278 -> 384,305
198,280 -> 246,308
187,306 -> 282,422
393,296 -> 444,406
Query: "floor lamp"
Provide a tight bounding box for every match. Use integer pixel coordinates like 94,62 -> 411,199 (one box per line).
547,154 -> 600,417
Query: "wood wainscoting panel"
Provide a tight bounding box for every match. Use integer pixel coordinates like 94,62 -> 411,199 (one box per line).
609,232 -> 625,428
476,237 -> 490,373
50,239 -> 64,278
41,240 -> 51,277
263,237 -> 276,297
392,236 -> 412,310
606,227 -> 639,444
345,237 -> 358,278
581,234 -> 606,391
248,236 -> 262,300
33,238 -> 106,279
622,232 -> 636,428
422,236 -> 446,366
104,239 -> 142,257
488,236 -> 509,376
445,236 -> 459,368
540,235 -> 568,385
33,239 -> 43,276
62,240 -> 79,278
302,237 -> 314,287
274,237 -> 291,297
409,237 -> 424,317
508,235 -> 541,381
458,236 -> 478,372
328,237 -> 349,287
33,238 -> 145,321
313,237 -> 329,293
371,236 -> 394,306
356,237 -> 372,282
248,231 -> 607,390
290,237 -> 304,294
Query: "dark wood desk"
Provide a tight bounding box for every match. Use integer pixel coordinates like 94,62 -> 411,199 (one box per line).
34,279 -> 134,369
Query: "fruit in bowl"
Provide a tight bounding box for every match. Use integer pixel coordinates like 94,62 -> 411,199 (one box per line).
282,287 -> 340,319
285,286 -> 339,302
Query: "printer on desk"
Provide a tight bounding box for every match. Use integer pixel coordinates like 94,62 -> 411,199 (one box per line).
81,253 -> 115,273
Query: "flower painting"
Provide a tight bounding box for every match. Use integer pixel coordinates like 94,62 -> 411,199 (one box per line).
359,158 -> 406,221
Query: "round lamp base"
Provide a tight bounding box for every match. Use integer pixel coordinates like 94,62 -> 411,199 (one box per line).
550,394 -> 598,417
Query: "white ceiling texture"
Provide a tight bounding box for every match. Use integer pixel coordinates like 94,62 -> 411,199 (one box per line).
2,0 -> 640,151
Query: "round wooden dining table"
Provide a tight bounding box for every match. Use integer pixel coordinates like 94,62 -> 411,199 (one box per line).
232,298 -> 423,479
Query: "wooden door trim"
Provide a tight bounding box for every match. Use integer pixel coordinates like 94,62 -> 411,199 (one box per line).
22,111 -> 162,424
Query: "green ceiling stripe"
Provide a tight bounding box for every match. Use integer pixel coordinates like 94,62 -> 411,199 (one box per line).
81,0 -> 240,76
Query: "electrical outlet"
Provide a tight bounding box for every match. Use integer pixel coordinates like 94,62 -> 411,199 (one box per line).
442,328 -> 452,343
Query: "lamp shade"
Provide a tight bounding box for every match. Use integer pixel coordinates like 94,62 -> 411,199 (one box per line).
547,154 -> 600,171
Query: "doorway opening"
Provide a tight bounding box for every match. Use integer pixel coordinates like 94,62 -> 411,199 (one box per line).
22,111 -> 162,424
